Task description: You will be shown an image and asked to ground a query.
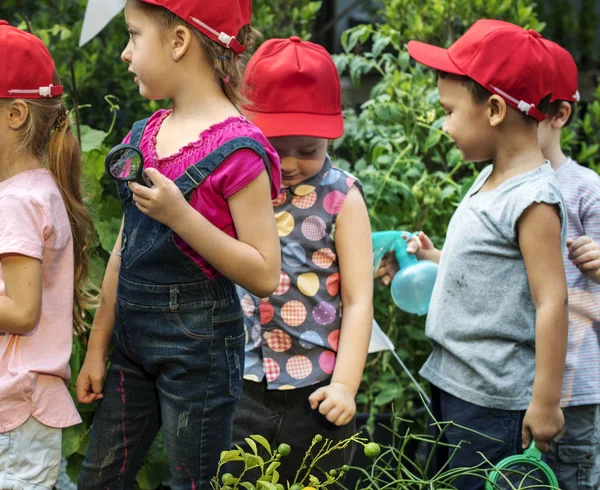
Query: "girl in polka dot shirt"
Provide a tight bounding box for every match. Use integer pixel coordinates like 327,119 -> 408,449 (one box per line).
233,37 -> 373,479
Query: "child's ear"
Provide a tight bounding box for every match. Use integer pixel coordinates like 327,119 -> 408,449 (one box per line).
170,24 -> 193,61
7,100 -> 29,130
552,101 -> 572,129
487,95 -> 507,127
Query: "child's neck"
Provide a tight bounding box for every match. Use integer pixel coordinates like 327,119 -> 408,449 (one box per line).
543,141 -> 569,171
169,77 -> 239,124
486,130 -> 545,188
0,150 -> 42,183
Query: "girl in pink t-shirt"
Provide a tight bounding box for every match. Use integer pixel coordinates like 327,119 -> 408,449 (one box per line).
76,1 -> 281,488
0,23 -> 95,489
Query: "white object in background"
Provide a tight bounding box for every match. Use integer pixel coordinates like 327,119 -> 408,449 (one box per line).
368,318 -> 430,404
79,0 -> 124,47
368,317 -> 396,353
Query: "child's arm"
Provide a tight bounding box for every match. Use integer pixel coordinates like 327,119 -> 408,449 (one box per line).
518,203 -> 568,452
567,236 -> 600,284
129,169 -> 280,298
0,255 -> 42,334
76,219 -> 123,404
308,187 -> 373,426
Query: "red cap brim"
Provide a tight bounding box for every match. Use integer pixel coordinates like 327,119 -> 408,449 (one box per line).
407,41 -> 465,76
247,112 -> 344,139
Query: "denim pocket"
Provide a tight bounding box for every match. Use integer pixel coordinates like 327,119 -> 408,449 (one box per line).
121,216 -> 162,269
225,332 -> 245,399
558,442 -> 597,489
173,302 -> 214,340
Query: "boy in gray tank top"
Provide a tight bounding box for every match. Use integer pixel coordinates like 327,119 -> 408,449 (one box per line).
400,20 -> 569,489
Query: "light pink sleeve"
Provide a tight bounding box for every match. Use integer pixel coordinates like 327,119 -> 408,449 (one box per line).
0,194 -> 47,260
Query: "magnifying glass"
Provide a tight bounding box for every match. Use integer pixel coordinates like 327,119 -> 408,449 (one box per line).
486,442 -> 559,489
105,144 -> 152,187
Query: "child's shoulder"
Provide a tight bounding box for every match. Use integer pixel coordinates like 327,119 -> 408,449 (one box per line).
558,158 -> 600,193
0,169 -> 58,204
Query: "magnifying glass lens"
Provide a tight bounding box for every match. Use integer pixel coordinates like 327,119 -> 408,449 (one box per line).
109,148 -> 142,180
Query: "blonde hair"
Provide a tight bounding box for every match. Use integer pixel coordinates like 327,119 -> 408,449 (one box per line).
130,0 -> 259,109
0,73 -> 97,334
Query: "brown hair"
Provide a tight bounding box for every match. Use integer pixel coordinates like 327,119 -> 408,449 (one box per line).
437,71 -> 550,124
130,0 -> 259,110
0,73 -> 97,334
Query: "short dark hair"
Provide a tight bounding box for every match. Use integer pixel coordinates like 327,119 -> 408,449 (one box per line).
436,71 -> 550,125
547,100 -> 576,127
437,71 -> 491,103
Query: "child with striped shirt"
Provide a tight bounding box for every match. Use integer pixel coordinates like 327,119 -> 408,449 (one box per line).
538,39 -> 600,490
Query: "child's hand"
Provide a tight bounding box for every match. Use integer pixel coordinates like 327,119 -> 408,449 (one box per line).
374,231 -> 439,285
374,252 -> 399,286
521,399 -> 564,452
129,168 -> 190,229
308,382 -> 356,426
567,236 -> 600,281
406,231 -> 437,261
76,353 -> 107,404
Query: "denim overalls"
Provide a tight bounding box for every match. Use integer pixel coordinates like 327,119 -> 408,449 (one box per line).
79,119 -> 272,490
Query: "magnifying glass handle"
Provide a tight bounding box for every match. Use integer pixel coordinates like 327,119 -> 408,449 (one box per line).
134,167 -> 151,187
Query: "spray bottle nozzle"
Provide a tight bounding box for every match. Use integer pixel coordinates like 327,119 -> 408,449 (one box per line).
372,230 -> 438,316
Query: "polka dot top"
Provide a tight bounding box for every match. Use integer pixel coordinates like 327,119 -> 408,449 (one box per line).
238,157 -> 362,390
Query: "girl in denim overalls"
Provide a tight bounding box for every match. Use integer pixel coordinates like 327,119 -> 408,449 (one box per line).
76,1 -> 282,488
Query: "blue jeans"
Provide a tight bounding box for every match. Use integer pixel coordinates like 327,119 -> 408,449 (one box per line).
547,404 -> 600,490
427,385 -> 526,490
78,277 -> 245,490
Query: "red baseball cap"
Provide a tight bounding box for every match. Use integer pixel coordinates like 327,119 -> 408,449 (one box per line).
0,20 -> 63,99
138,0 -> 251,54
543,39 -> 579,103
407,19 -> 555,121
243,36 -> 343,139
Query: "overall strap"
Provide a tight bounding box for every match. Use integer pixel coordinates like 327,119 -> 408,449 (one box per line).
130,118 -> 150,148
174,137 -> 273,197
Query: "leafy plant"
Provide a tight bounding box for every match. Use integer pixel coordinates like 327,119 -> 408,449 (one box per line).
211,434 -> 365,490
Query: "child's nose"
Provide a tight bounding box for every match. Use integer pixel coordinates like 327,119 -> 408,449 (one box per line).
279,156 -> 297,173
121,43 -> 132,63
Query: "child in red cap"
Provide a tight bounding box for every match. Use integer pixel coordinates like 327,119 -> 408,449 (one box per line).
232,37 -> 373,481
538,40 -> 600,490
76,1 -> 282,488
0,21 -> 94,488
385,19 -> 569,488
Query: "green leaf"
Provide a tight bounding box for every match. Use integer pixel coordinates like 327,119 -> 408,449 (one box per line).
245,437 -> 258,455
220,449 -> 244,463
266,461 -> 281,475
372,33 -> 391,57
250,435 -> 272,455
257,482 -> 277,490
244,453 -> 262,470
79,125 -> 108,153
62,423 -> 87,458
96,217 -> 123,253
